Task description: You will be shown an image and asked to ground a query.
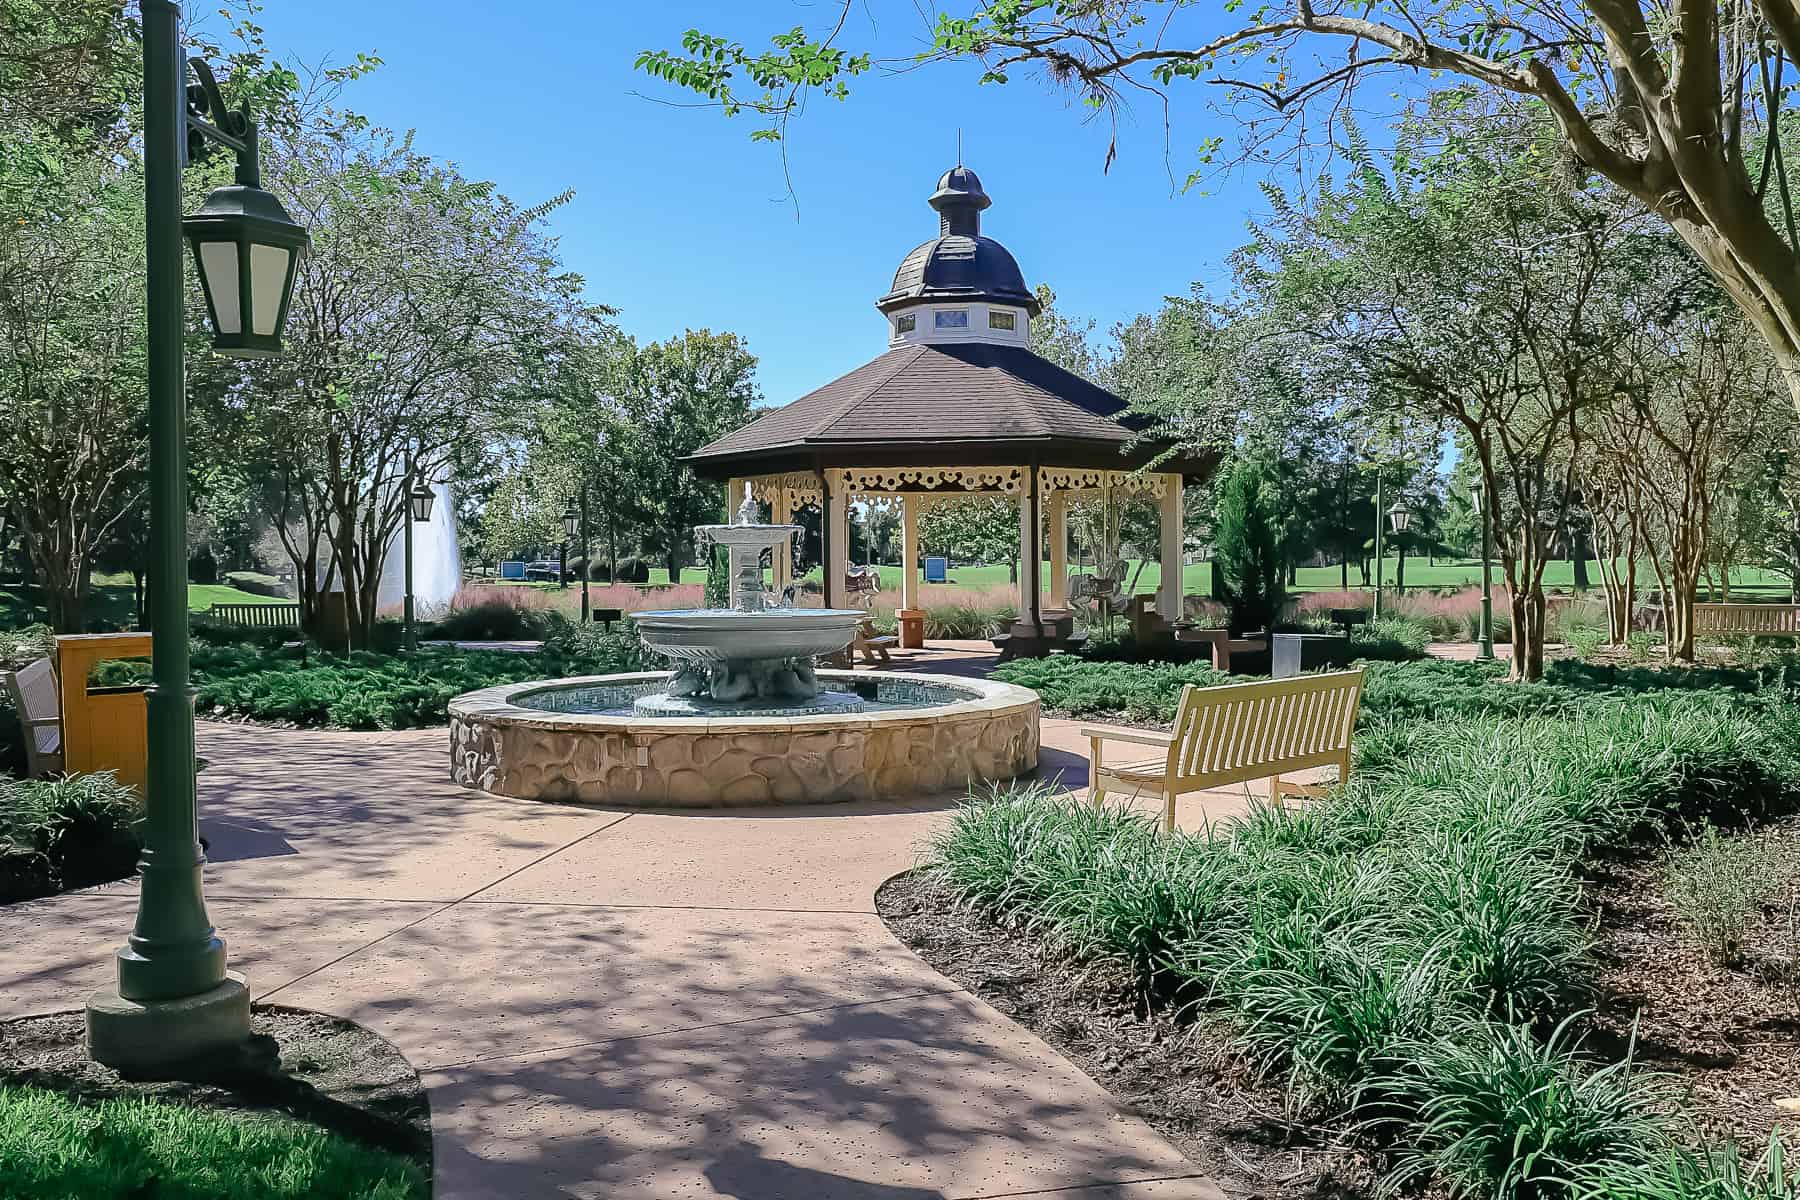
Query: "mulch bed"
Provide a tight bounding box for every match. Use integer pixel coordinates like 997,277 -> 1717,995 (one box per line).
1587,813 -> 1800,1148
876,869 -> 1381,1200
0,1005 -> 431,1170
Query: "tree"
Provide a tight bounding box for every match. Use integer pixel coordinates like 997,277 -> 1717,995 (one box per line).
616,329 -> 760,579
1213,454 -> 1286,634
0,152 -> 145,630
640,0 -> 1800,416
1241,105 -> 1657,678
919,496 -> 1021,580
226,128 -> 582,644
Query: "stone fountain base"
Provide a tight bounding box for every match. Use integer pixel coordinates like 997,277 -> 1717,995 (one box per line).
447,670 -> 1040,807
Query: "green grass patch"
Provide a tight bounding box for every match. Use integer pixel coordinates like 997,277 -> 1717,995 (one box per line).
0,1082 -> 426,1199
0,772 -> 141,902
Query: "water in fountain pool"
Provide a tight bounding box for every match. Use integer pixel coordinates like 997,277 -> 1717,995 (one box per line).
514,676 -> 976,719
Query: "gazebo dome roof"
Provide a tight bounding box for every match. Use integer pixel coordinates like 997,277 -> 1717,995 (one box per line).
876,167 -> 1042,316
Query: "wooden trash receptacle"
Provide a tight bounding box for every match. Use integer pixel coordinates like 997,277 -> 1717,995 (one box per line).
55,633 -> 152,796
896,608 -> 926,649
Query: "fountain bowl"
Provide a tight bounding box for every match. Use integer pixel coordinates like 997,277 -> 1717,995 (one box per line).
632,606 -> 866,663
448,670 -> 1040,807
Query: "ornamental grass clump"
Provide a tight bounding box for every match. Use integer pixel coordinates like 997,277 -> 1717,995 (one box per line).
924,685 -> 1800,1188
1664,827 -> 1785,967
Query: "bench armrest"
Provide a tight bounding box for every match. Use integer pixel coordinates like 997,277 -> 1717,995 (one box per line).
20,716 -> 60,728
1079,727 -> 1173,748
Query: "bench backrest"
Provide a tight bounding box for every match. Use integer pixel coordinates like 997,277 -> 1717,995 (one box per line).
3,657 -> 62,773
1164,669 -> 1364,792
210,602 -> 302,628
1694,603 -> 1800,635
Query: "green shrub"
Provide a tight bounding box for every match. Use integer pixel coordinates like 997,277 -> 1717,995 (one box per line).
1664,827 -> 1784,967
1213,454 -> 1287,634
222,570 -> 288,598
0,623 -> 54,670
1568,626 -> 1608,659
925,600 -> 1016,639
426,598 -> 546,641
0,772 -> 142,900
988,655 -> 1231,724
1386,1018 -> 1669,1200
1349,615 -> 1432,661
1576,1134 -> 1800,1200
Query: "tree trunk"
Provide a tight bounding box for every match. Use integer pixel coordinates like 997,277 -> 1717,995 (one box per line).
1508,586 -> 1546,682
1395,549 -> 1406,594
1340,554 -> 1348,590
1571,530 -> 1590,592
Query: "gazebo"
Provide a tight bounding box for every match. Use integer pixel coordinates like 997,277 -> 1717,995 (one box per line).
689,165 -> 1211,650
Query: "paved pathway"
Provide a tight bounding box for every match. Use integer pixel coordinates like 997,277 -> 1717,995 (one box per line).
1,675 -> 1228,1198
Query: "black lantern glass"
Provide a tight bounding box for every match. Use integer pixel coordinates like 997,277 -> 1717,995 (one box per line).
409,482 -> 436,523
182,182 -> 309,356
562,504 -> 580,539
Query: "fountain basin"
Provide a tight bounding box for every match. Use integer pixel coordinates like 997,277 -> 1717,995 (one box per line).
448,670 -> 1039,807
632,607 -> 866,663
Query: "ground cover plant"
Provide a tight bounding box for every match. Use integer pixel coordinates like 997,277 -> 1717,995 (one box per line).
0,1082 -> 426,1200
191,621 -> 646,730
921,685 -> 1800,1195
0,772 -> 141,903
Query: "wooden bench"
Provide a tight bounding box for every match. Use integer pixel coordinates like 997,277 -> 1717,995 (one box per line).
209,601 -> 302,628
2,657 -> 63,778
1083,669 -> 1364,832
1694,603 -> 1800,638
853,618 -> 897,665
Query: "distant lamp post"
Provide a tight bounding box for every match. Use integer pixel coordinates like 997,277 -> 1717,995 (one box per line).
402,471 -> 435,654
1387,497 -> 1412,597
86,5 -> 309,1075
1474,483 -> 1495,660
560,502 -> 579,589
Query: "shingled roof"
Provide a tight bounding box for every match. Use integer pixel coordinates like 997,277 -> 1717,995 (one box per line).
689,341 -> 1200,478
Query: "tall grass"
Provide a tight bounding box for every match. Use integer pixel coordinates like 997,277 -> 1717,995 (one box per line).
924,688 -> 1800,1193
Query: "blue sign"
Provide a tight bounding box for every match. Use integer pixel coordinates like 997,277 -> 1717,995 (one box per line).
923,556 -> 948,584
499,560 -> 527,581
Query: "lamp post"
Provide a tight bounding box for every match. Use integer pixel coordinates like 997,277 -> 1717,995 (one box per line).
1475,482 -> 1495,660
87,1 -> 309,1074
561,501 -> 579,591
1372,470 -> 1386,619
1387,498 -> 1413,598
576,488 -> 591,623
402,458 -> 436,654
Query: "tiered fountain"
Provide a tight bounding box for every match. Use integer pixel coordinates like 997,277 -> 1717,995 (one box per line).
447,488 -> 1039,808
630,486 -> 866,714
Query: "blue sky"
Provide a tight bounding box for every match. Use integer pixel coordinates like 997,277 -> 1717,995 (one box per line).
251,1 -> 1270,405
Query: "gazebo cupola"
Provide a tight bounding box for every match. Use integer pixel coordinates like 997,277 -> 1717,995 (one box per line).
877,166 -> 1042,349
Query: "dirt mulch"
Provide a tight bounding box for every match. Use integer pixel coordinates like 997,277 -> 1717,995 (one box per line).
1587,815 -> 1800,1148
0,1005 -> 431,1169
876,869 -> 1381,1200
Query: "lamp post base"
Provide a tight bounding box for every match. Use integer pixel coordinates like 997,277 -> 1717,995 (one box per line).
86,972 -> 250,1076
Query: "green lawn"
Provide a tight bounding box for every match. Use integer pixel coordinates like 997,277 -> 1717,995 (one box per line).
0,1082 -> 426,1200
794,557 -> 1796,598
0,577 -> 292,631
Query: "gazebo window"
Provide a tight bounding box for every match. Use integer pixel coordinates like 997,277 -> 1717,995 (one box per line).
988,310 -> 1016,331
895,314 -> 916,334
934,309 -> 969,329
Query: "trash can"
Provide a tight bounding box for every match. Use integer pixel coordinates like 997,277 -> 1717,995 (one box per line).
897,608 -> 926,649
55,633 -> 152,795
1270,632 -> 1353,679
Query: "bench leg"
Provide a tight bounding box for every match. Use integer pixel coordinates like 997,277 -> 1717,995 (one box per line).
1269,773 -> 1283,806
1162,789 -> 1176,833
1088,738 -> 1105,807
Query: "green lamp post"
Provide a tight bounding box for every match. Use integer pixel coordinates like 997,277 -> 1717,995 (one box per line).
86,1 -> 308,1073
1387,497 -> 1412,598
403,460 -> 436,654
561,501 -> 579,591
1475,482 -> 1496,660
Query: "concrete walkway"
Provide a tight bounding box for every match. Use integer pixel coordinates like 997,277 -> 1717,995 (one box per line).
1,709 -> 1224,1198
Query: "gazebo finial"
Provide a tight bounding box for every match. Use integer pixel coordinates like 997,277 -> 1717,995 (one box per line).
929,164 -> 991,237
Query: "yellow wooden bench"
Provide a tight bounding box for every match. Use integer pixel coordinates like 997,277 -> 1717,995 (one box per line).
1083,668 -> 1365,832
1694,603 -> 1800,637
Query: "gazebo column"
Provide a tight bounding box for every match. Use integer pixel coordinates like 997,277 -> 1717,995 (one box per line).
1017,469 -> 1039,624
1046,489 -> 1068,610
771,486 -> 792,596
1158,474 -> 1184,622
898,494 -> 924,647
826,470 -> 849,610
